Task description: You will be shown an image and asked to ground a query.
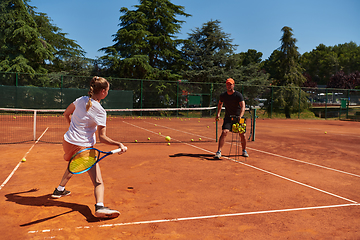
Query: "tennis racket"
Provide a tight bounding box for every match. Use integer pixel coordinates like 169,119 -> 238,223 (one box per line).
68,147 -> 127,174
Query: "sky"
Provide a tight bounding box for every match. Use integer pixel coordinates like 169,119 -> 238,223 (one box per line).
30,0 -> 360,61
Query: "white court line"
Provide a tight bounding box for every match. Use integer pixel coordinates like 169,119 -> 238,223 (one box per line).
28,203 -> 359,234
27,122 -> 360,235
247,147 -> 360,178
123,121 -> 358,204
0,128 -> 49,191
139,120 -> 360,178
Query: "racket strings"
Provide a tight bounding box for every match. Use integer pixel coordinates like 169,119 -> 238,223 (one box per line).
69,149 -> 98,173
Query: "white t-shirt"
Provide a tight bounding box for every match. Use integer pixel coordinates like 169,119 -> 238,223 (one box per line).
64,96 -> 107,147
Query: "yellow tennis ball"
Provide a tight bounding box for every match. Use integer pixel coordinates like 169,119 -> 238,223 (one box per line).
191,139 -> 194,142
159,132 -> 161,135
199,138 -> 201,141
325,131 -> 327,134
165,136 -> 171,141
21,158 -> 26,162
167,142 -> 171,146
147,137 -> 150,140
135,140 -> 138,143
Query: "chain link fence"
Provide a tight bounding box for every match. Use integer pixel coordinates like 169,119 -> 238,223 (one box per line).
1,72 -> 359,120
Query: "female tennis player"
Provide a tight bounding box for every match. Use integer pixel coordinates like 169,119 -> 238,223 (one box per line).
51,76 -> 127,219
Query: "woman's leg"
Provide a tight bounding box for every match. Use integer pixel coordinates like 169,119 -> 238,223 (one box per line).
87,163 -> 104,204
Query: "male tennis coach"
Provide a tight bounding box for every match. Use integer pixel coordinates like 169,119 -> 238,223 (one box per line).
215,78 -> 249,159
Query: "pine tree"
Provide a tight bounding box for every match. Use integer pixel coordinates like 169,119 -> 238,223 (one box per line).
100,0 -> 190,79
28,5 -> 86,73
0,0 -> 86,75
0,0 -> 53,73
264,26 -> 308,118
181,20 -> 237,83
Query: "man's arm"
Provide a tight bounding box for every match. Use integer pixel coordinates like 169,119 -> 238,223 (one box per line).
216,100 -> 223,120
239,100 -> 245,118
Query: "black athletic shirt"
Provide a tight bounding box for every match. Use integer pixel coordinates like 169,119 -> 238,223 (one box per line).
219,91 -> 244,117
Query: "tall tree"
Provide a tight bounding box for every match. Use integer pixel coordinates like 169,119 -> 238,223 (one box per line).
100,0 -> 190,79
0,0 -> 87,76
264,26 -> 308,118
181,20 -> 238,83
28,5 -> 86,73
0,0 -> 53,73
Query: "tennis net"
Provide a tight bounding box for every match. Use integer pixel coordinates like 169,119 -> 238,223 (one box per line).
0,107 -> 227,144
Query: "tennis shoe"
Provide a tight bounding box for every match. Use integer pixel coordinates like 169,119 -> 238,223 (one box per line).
214,151 -> 221,159
51,188 -> 71,198
242,150 -> 249,157
95,205 -> 120,219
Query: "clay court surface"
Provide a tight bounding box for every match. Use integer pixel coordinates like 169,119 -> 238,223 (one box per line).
0,117 -> 359,239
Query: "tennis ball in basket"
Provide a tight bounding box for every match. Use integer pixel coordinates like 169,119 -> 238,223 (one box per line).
21,158 -> 26,162
165,136 -> 171,141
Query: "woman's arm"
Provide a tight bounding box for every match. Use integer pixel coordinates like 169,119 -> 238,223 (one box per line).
63,103 -> 75,125
98,125 -> 126,151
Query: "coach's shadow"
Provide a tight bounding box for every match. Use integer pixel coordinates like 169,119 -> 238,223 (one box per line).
169,153 -> 221,161
5,188 -> 104,226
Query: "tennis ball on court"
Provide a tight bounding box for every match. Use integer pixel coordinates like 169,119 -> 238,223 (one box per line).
13,116 -> 16,119
147,137 -> 150,140
199,138 -> 202,141
21,158 -> 26,162
191,139 -> 194,142
159,132 -> 161,135
134,140 -> 138,143
207,126 -> 209,128
325,131 -> 327,134
165,136 -> 171,141
167,143 -> 171,146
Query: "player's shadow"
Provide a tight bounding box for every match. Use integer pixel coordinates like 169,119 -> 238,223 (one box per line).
169,153 -> 220,161
5,188 -> 107,226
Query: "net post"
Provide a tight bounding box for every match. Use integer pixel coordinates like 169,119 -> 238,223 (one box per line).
216,119 -> 218,142
33,110 -> 37,141
252,109 -> 256,141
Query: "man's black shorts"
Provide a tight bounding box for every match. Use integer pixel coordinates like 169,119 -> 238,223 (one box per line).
222,116 -> 246,133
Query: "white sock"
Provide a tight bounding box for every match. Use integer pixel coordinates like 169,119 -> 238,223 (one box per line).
96,202 -> 104,207
57,186 -> 65,191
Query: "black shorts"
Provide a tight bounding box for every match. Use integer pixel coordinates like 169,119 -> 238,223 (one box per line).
222,116 -> 246,133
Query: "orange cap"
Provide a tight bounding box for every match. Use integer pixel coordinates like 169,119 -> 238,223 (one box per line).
226,78 -> 235,85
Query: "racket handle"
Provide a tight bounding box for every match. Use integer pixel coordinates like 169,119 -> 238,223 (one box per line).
111,147 -> 127,154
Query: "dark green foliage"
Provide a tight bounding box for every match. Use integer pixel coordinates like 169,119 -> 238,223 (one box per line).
300,42 -> 360,85
0,0 -> 53,73
0,0 -> 87,75
181,20 -> 237,83
263,26 -> 308,118
100,0 -> 190,80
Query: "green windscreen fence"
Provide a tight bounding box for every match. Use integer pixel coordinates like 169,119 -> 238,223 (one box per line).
0,85 -> 133,109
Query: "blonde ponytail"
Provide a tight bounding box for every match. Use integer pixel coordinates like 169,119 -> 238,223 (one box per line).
86,76 -> 109,111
